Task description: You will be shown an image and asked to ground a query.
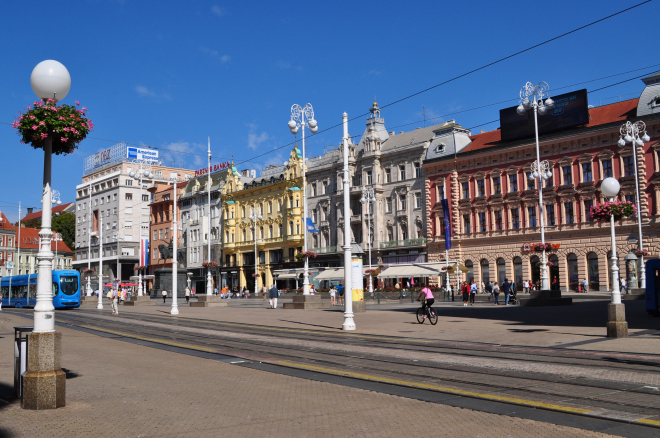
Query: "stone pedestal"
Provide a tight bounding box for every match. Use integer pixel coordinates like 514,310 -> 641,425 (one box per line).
124,296 -> 156,306
22,332 -> 65,410
283,295 -> 331,309
518,289 -> 573,306
80,296 -> 99,305
351,300 -> 366,313
190,296 -> 228,307
607,303 -> 628,338
152,268 -> 187,298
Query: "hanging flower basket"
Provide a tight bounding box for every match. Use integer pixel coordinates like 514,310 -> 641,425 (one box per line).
83,268 -> 95,275
12,99 -> 93,155
134,265 -> 148,272
295,251 -> 317,260
535,261 -> 554,267
634,249 -> 649,257
251,273 -> 258,277
202,261 -> 218,268
590,201 -> 636,222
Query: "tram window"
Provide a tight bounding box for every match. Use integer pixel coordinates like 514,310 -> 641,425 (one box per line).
53,282 -> 58,297
59,277 -> 79,295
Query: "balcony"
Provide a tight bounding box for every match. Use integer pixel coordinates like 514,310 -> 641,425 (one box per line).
379,237 -> 427,249
319,220 -> 329,228
350,214 -> 362,223
309,246 -> 337,254
190,219 -> 199,226
395,208 -> 407,217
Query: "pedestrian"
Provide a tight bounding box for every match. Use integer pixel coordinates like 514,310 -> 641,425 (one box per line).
502,278 -> 512,305
523,280 -> 529,294
214,286 -> 218,296
486,281 -> 493,301
577,283 -> 582,293
480,281 -> 485,294
469,279 -> 477,305
268,284 -> 279,309
161,289 -> 167,304
110,288 -> 119,315
621,278 -> 627,294
192,288 -> 196,297
493,282 -> 500,305
329,285 -> 337,306
461,281 -> 469,306
309,284 -> 316,295
185,286 -> 190,303
582,279 -> 588,293
337,283 -> 344,306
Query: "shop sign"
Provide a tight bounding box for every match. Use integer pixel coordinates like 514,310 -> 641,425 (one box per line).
195,162 -> 231,177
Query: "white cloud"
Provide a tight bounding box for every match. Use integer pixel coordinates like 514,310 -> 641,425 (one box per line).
246,123 -> 269,150
211,5 -> 225,17
200,47 -> 230,62
135,85 -> 171,100
160,141 -> 204,168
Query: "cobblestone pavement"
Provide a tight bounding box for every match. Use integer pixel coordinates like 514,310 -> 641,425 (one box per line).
0,312 -> 619,438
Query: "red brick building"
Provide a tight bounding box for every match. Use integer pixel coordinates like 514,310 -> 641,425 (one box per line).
424,75 -> 660,292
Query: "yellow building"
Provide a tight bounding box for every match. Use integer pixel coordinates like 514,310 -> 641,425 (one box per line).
220,146 -> 305,291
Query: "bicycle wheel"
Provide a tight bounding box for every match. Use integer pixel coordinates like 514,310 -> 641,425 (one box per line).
416,307 -> 425,324
428,307 -> 438,325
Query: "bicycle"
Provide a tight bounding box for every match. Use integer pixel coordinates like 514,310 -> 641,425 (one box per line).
416,298 -> 438,325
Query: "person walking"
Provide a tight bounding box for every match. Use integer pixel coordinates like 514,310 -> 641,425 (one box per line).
486,281 -> 493,301
620,278 -> 627,294
110,288 -> 119,315
469,280 -> 477,305
268,284 -> 279,309
461,281 -> 469,306
493,282 -> 500,305
161,289 -> 167,304
329,285 -> 337,306
502,278 -> 512,305
582,279 -> 588,293
523,280 -> 529,294
185,286 -> 190,304
337,283 -> 344,306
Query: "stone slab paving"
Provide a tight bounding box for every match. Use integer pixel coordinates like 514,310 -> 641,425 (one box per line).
102,298 -> 659,355
0,313 -> 617,438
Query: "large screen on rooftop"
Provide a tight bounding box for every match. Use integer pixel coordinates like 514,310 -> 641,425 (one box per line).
499,89 -> 589,142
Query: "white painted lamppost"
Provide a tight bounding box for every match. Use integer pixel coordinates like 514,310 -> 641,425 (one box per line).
249,206 -> 263,297
341,113 -> 355,331
518,81 -> 555,291
360,186 -> 376,296
618,121 -> 651,290
129,160 -> 154,297
206,138 -> 213,296
170,172 -> 189,315
31,61 -> 70,333
288,104 -> 318,295
601,177 -> 628,338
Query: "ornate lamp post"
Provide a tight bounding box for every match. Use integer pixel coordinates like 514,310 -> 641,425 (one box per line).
249,206 -> 263,297
360,186 -> 376,296
288,104 -> 318,295
518,81 -> 555,291
206,138 -> 213,296
618,121 -> 651,289
341,112 -> 355,331
601,177 -> 628,338
169,172 -> 189,315
129,160 -> 154,297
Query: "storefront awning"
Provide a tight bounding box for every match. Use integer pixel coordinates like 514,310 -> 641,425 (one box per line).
276,272 -> 299,279
377,263 -> 447,278
314,267 -> 373,280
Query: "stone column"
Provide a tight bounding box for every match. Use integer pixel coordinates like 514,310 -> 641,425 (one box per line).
598,251 -> 610,292
576,252 -> 588,292
22,332 -> 66,409
557,254 -> 569,293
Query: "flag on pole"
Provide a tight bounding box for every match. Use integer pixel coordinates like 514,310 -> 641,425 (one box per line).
140,238 -> 149,266
305,218 -> 318,233
441,199 -> 452,250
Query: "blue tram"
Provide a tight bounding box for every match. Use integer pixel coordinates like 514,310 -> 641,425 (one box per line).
0,270 -> 81,309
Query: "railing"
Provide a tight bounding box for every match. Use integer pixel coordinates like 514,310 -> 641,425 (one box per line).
309,246 -> 337,254
379,237 -> 427,248
190,219 -> 199,226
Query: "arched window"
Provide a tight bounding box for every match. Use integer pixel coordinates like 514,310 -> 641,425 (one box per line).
242,229 -> 246,242
497,258 -> 506,283
289,221 -> 294,235
567,253 -> 578,291
513,257 -> 523,290
480,259 -> 490,284
530,255 -> 540,287
549,254 -> 559,290
279,224 -> 283,237
259,226 -> 264,239
242,206 -> 245,217
269,225 -> 273,238
465,260 -> 474,283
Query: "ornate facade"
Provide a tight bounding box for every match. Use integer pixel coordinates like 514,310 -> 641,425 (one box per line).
424,74 -> 660,292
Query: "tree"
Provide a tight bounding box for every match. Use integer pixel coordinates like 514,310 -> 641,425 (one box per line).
52,212 -> 76,251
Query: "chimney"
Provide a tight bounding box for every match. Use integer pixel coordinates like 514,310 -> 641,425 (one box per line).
389,131 -> 395,136
27,207 -> 34,215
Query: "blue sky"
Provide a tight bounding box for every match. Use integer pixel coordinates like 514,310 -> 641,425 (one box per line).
0,0 -> 658,222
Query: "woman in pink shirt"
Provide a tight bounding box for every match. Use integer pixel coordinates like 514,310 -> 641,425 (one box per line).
416,286 -> 435,317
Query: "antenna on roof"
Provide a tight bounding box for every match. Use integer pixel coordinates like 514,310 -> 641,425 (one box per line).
422,106 -> 426,128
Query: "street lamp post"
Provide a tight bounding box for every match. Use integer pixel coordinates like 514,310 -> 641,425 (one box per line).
288,104 -> 318,295
97,212 -> 105,310
206,138 -> 213,296
249,206 -> 263,297
53,233 -> 62,270
170,172 -> 189,315
518,81 -> 555,292
360,187 -> 376,296
618,121 -> 651,290
602,177 -> 628,338
341,113 -> 356,331
129,160 -> 154,297
23,59 -> 71,409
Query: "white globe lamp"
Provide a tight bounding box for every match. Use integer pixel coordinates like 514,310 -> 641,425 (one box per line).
30,60 -> 71,102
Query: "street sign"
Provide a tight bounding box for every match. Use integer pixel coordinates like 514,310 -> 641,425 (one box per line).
7,261 -> 13,268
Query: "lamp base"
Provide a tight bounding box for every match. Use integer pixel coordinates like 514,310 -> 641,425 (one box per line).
22,332 -> 65,410
124,296 -> 156,306
606,303 -> 628,338
518,289 -> 573,306
283,295 -> 331,309
190,295 -> 228,307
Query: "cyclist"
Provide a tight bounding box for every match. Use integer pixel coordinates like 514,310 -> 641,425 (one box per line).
416,286 -> 435,319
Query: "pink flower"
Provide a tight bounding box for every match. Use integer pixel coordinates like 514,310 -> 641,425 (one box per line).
27,105 -> 31,110
31,125 -> 38,130
40,133 -> 48,139
61,137 -> 68,142
82,107 -> 87,112
39,121 -> 45,126
75,101 -> 80,106
29,115 -> 36,120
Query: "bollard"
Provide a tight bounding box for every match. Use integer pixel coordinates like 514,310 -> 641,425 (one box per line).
377,293 -> 381,304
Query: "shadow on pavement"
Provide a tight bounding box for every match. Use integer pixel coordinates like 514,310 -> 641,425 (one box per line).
62,368 -> 80,379
386,300 -> 660,330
